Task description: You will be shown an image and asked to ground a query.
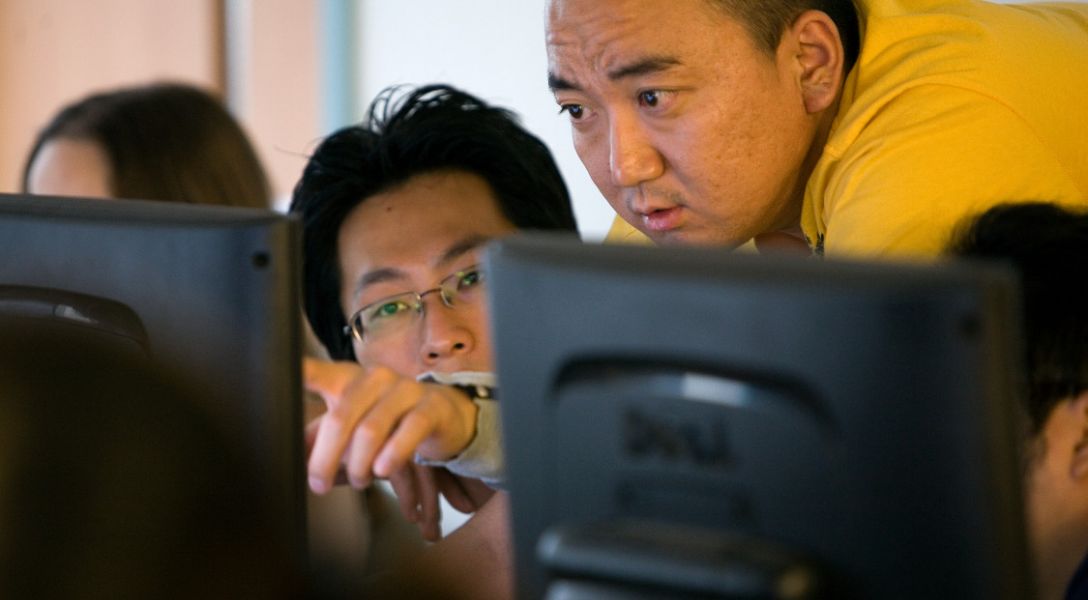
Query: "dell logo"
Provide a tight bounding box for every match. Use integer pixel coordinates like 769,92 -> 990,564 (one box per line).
623,408 -> 733,469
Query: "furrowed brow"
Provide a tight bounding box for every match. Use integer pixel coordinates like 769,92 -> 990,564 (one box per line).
607,56 -> 682,81
548,72 -> 580,92
548,56 -> 682,91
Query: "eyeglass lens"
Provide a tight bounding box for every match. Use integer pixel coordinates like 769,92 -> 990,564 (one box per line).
348,266 -> 485,341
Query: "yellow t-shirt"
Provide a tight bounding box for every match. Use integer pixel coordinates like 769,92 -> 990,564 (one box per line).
805,0 -> 1088,258
605,217 -> 654,245
608,1 -> 1088,257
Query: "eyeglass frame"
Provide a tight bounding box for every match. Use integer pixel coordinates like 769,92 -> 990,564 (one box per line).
341,264 -> 485,343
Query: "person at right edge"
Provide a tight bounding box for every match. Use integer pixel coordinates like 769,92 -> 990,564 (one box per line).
951,202 -> 1088,600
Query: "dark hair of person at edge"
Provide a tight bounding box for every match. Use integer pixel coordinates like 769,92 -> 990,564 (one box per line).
950,202 -> 1088,440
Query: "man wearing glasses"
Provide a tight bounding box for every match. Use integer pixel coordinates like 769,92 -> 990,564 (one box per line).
290,84 -> 578,598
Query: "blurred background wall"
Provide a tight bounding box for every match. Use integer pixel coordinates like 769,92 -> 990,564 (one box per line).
1,0 -> 321,216
0,0 -> 613,239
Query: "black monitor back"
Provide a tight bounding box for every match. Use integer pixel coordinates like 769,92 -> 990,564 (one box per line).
487,236 -> 1029,599
0,193 -> 305,570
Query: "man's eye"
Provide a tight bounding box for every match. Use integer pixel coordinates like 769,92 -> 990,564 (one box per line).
371,301 -> 409,320
458,270 -> 482,289
559,104 -> 586,120
638,90 -> 661,107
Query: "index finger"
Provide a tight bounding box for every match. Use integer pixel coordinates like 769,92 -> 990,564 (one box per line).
302,357 -> 359,407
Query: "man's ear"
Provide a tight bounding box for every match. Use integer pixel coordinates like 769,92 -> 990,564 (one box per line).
784,10 -> 845,115
1068,391 -> 1088,480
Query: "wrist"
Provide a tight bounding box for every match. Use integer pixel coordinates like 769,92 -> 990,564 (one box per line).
453,390 -> 479,456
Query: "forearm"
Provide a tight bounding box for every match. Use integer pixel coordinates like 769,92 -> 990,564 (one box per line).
364,493 -> 513,599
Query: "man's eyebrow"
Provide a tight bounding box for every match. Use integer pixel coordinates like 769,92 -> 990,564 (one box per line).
353,267 -> 407,297
351,234 -> 492,298
548,72 -> 580,92
548,56 -> 683,92
607,56 -> 682,81
435,234 -> 490,267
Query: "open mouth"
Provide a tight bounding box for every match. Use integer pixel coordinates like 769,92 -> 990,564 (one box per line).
641,206 -> 683,232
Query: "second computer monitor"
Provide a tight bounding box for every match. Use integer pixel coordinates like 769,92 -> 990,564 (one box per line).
488,236 -> 1029,599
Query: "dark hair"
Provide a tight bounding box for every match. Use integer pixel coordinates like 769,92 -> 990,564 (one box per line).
22,82 -> 271,208
950,202 -> 1088,435
708,0 -> 860,73
290,84 -> 578,360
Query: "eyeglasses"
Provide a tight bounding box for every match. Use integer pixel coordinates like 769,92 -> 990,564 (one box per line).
342,264 -> 486,343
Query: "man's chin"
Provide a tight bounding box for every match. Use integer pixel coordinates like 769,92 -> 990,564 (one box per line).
646,226 -> 746,249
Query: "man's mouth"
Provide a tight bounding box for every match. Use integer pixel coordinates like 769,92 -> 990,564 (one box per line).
641,206 -> 684,232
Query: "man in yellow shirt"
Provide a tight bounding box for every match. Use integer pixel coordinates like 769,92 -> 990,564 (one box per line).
546,0 -> 1088,257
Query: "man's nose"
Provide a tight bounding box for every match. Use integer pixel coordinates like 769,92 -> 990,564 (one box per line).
418,300 -> 476,366
609,113 -> 664,187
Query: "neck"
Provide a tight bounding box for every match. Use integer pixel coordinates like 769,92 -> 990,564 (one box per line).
776,94 -> 843,247
753,226 -> 811,256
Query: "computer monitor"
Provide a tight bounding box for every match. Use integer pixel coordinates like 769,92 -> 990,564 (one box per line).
487,236 -> 1030,599
0,193 -> 305,573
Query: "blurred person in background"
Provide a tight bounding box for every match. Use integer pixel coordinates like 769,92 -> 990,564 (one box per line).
951,202 -> 1088,599
0,321 -> 301,599
22,82 -> 270,207
17,80 -> 404,592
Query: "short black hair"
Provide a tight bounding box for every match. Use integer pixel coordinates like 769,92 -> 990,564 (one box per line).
951,202 -> 1088,435
290,84 -> 578,360
708,0 -> 860,74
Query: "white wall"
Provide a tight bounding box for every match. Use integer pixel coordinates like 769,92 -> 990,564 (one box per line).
353,0 -> 613,241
